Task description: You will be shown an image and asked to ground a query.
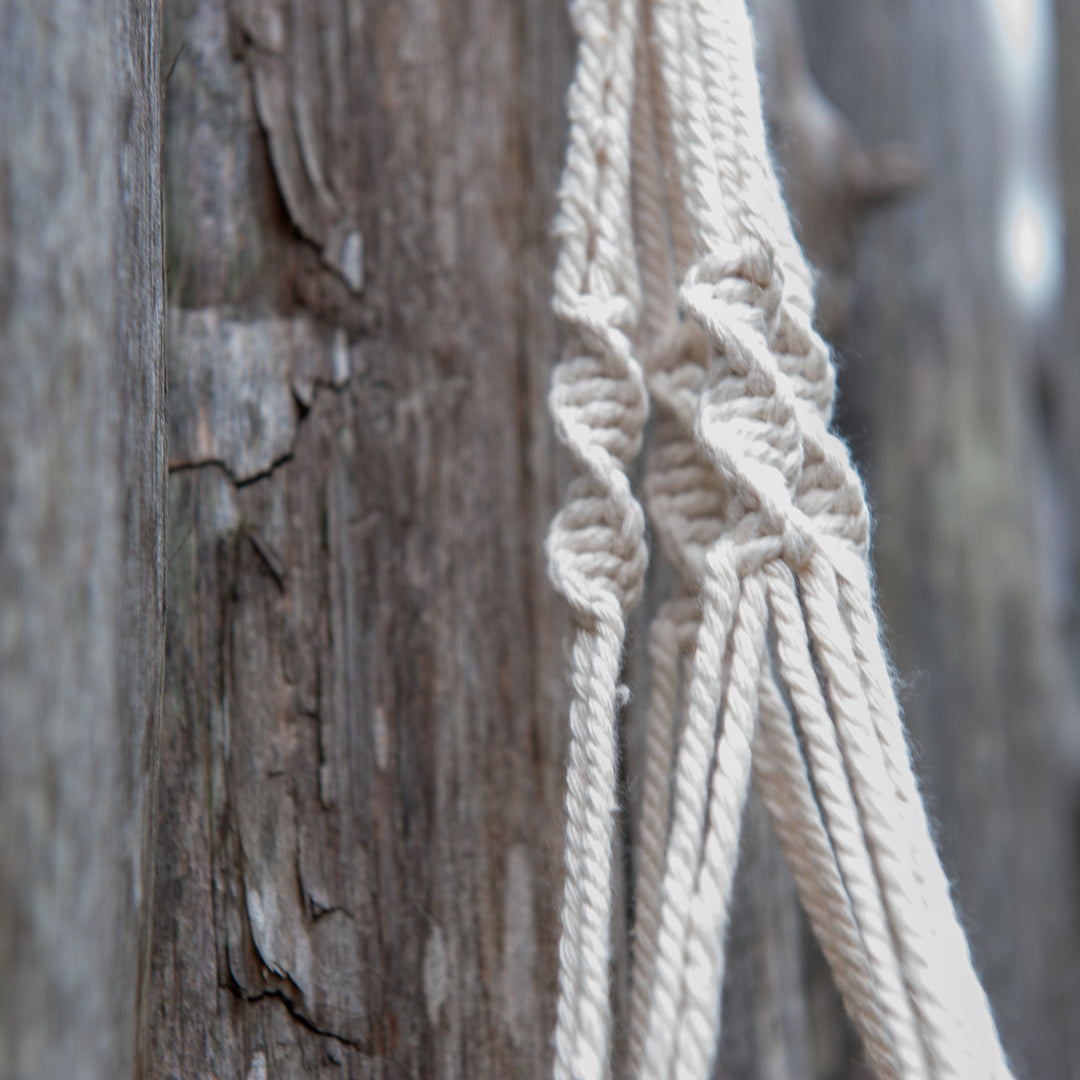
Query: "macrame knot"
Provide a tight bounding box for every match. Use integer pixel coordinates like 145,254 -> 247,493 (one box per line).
549,336 -> 649,468
550,2 -> 1017,1077
676,240 -> 814,578
684,238 -> 784,336
720,470 -> 815,576
546,313 -> 649,622
546,478 -> 649,621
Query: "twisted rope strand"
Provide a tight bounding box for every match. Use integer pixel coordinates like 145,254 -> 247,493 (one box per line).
766,562 -> 928,1080
629,17 -> 732,1065
636,6 -> 822,1071
548,0 -> 647,1075
753,644 -> 906,1080
629,9 -> 730,1067
670,572 -> 769,1080
837,562 -> 1014,1079
629,596 -> 700,1072
630,9 -> 678,347
637,542 -> 742,1080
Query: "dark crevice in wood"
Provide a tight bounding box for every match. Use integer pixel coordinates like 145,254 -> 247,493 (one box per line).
228,982 -> 367,1053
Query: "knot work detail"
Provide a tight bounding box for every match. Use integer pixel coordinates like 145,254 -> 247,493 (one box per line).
547,334 -> 649,618
548,2 -> 1015,1080
544,2 -> 649,1078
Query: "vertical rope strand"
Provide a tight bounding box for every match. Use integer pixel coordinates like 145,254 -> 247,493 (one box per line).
766,563 -> 929,1080
547,0 -> 646,1075
630,596 -> 699,1072
837,561 -> 1014,1079
754,648 -> 906,1080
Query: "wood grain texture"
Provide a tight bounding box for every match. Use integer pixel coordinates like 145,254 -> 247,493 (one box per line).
0,1 -> 166,1077
151,1 -> 573,1076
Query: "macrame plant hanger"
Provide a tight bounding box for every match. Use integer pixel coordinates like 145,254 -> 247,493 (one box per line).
546,2 -> 1017,1080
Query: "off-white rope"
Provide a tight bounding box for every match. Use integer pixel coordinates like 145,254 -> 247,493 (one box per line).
632,161 -> 920,1080
765,561 -> 927,1080
548,1 -> 1014,1078
624,2 -> 918,1073
629,594 -> 699,1073
640,3 -> 1012,1077
546,0 -> 646,1076
753,646 -> 908,1080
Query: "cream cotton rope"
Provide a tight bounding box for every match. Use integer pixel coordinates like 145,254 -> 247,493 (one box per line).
545,0 -> 647,1077
546,1 -> 1015,1079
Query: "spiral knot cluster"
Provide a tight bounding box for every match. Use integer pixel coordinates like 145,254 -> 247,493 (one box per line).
681,241 -> 817,576
547,314 -> 649,622
642,320 -> 725,583
761,290 -> 872,561
796,422 -> 872,561
739,255 -> 870,559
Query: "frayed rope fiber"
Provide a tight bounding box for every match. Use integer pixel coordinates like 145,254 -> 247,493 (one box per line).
545,1 -> 1015,1078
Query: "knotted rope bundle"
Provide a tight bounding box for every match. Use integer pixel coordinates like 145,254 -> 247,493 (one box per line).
546,2 -> 1015,1080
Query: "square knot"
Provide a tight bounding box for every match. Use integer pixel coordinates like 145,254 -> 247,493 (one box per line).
728,487 -> 816,578
684,239 -> 784,327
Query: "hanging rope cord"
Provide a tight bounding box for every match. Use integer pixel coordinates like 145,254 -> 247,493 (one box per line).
546,0 -> 647,1077
547,1 -> 1015,1079
634,3 -> 1015,1079
630,4 -> 925,1079
625,14 -> 923,1079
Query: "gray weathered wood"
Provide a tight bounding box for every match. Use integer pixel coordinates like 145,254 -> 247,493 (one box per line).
0,1 -> 166,1078
150,1 -> 573,1076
